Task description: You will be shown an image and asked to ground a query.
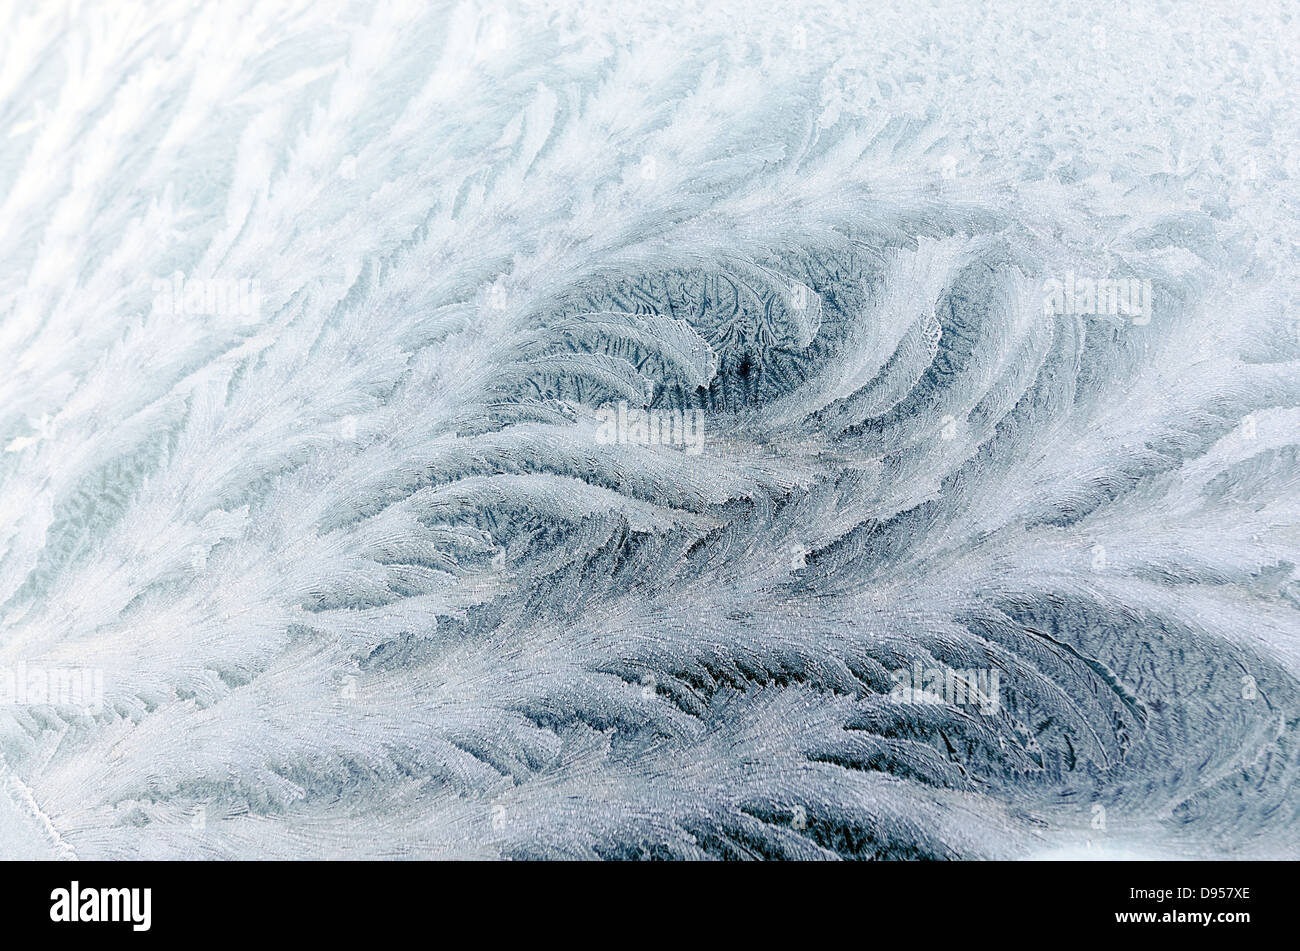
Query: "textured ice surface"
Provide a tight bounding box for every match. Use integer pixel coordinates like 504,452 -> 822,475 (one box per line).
1,0 -> 1298,859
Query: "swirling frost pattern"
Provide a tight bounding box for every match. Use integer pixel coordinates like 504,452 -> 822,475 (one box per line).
1,0 -> 1298,859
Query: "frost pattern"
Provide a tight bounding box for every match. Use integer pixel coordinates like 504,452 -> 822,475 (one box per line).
1,0 -> 1298,859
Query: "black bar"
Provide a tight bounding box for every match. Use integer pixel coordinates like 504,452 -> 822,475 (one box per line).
0,860 -> 1278,938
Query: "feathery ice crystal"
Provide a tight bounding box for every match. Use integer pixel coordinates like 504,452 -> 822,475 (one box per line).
1,0 -> 1298,859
